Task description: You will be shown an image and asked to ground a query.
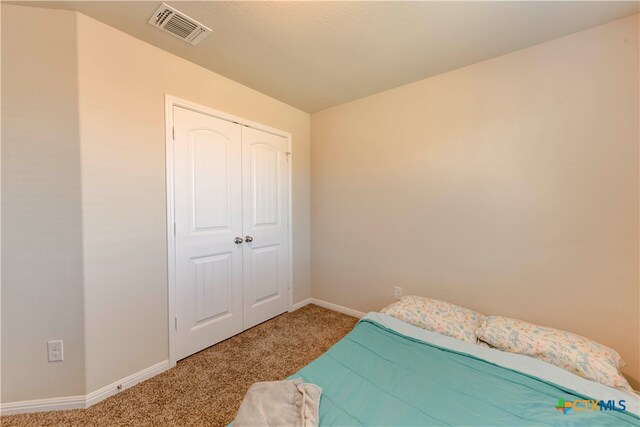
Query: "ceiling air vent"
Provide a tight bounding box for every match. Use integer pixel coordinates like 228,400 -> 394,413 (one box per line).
148,3 -> 211,46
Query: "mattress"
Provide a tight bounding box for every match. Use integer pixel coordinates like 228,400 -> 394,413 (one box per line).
289,312 -> 640,426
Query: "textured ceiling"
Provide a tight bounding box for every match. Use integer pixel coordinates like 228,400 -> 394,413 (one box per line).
13,1 -> 640,112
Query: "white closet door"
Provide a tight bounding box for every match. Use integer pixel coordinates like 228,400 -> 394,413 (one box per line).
241,126 -> 290,329
173,107 -> 243,360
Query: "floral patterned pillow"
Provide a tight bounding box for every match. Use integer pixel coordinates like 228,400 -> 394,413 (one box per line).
381,296 -> 484,343
476,316 -> 633,392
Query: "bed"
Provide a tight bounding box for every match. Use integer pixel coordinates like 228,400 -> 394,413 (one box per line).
287,312 -> 640,426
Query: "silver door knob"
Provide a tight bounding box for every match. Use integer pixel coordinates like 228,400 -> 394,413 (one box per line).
244,236 -> 254,243
234,237 -> 243,244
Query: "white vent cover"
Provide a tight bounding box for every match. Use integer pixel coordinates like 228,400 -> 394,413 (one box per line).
148,3 -> 211,46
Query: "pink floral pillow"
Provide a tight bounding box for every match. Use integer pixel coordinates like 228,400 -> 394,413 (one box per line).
381,296 -> 484,343
476,316 -> 633,392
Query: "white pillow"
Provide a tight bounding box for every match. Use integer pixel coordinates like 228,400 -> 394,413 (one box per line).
476,316 -> 633,392
381,295 -> 484,343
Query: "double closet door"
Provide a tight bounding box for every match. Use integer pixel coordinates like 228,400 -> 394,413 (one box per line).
173,106 -> 289,361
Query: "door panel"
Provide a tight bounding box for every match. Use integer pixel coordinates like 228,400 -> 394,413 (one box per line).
192,132 -> 231,230
192,253 -> 232,325
252,144 -> 280,226
174,107 -> 243,360
251,244 -> 280,303
242,127 -> 289,328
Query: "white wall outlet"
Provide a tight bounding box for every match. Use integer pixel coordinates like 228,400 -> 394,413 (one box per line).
47,340 -> 64,362
394,286 -> 403,299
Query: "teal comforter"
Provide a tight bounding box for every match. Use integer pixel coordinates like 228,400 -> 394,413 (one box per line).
290,318 -> 639,426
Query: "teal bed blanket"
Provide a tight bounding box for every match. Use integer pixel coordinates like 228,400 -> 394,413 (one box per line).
290,316 -> 640,426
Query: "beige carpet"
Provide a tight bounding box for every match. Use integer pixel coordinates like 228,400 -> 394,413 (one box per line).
2,305 -> 358,427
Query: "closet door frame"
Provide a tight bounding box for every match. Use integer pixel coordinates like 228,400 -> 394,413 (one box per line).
165,95 -> 293,368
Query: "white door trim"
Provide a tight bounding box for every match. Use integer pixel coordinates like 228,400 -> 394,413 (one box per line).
165,95 -> 293,367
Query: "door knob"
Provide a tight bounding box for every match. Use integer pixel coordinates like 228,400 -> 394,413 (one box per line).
234,237 -> 243,244
244,236 -> 254,243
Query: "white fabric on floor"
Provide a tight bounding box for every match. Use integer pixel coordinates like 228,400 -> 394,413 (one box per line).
234,378 -> 322,427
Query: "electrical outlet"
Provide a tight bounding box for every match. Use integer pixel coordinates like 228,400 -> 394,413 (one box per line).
394,286 -> 403,299
47,340 -> 64,362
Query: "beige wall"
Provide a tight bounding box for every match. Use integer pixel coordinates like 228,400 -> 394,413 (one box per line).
1,6 -> 85,401
311,14 -> 640,388
75,12 -> 310,393
1,3 -> 310,402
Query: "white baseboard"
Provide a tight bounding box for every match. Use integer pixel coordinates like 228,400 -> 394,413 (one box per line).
290,298 -> 312,311
290,297 -> 366,318
0,395 -> 86,416
85,360 -> 169,407
0,360 -> 170,416
310,298 -> 366,318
